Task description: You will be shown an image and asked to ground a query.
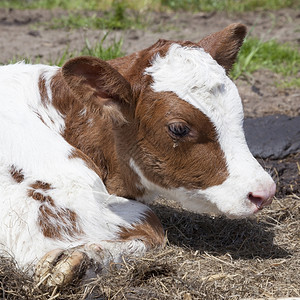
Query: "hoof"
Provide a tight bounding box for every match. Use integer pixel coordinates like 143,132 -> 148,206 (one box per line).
35,248 -> 88,287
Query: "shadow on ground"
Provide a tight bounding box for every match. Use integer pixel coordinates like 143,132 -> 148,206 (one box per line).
151,201 -> 290,260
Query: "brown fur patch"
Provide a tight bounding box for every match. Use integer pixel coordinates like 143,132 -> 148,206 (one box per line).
10,165 -> 24,183
198,23 -> 247,73
30,180 -> 52,191
28,191 -> 55,206
38,74 -> 49,105
38,205 -> 81,240
50,71 -> 140,198
118,210 -> 165,248
27,180 -> 81,239
27,181 -> 53,204
61,56 -> 132,108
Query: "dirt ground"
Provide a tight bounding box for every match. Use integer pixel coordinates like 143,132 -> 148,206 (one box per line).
0,8 -> 299,117
0,7 -> 299,300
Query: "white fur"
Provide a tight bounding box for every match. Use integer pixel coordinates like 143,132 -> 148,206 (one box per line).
0,63 -> 150,269
144,44 -> 275,218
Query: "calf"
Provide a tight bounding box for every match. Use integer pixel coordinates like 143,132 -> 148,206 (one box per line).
0,24 -> 275,286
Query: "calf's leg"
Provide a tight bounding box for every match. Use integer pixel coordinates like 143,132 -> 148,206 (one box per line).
34,208 -> 165,287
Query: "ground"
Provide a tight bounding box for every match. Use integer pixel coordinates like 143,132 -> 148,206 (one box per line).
0,7 -> 299,300
0,8 -> 299,117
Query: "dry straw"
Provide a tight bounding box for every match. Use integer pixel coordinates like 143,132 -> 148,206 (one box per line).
0,192 -> 299,299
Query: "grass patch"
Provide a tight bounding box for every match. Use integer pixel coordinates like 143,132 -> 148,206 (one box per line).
47,10 -> 143,30
80,36 -> 124,61
0,0 -> 158,10
161,0 -> 299,12
43,1 -> 144,30
276,77 -> 300,89
0,0 -> 298,11
231,37 -> 300,87
48,34 -> 124,66
0,0 -> 100,10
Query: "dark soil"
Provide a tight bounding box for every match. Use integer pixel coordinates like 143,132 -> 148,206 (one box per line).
261,152 -> 300,198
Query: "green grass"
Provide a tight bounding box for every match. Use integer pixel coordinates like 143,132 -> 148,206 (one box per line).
231,37 -> 300,87
47,11 -> 142,30
31,0 -> 144,30
0,0 -> 155,10
0,0 -> 298,32
49,34 -> 124,66
0,0 -> 298,11
161,0 -> 299,12
276,77 -> 300,89
0,0 -> 146,31
80,36 -> 123,60
0,0 -> 101,10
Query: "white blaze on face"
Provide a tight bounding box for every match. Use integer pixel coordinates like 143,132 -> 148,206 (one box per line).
142,44 -> 275,218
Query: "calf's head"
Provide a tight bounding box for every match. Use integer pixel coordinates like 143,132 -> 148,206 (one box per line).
61,23 -> 276,218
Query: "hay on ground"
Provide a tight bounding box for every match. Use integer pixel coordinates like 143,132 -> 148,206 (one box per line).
1,194 -> 300,299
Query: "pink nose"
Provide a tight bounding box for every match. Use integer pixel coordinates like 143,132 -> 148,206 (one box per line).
248,182 -> 276,210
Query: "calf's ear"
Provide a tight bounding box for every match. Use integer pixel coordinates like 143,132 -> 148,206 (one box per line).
198,23 -> 247,73
62,56 -> 132,125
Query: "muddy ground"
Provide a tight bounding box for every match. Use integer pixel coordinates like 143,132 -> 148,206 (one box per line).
0,7 -> 299,300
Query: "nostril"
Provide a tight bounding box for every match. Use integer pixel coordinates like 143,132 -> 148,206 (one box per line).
248,192 -> 264,209
248,182 -> 276,211
248,187 -> 275,210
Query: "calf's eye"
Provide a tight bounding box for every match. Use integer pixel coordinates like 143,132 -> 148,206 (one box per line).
168,122 -> 190,138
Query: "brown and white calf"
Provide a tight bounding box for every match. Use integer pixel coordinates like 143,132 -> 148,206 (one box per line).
0,24 -> 275,285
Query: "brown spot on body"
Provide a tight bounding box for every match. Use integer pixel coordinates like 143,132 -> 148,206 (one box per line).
27,180 -> 81,239
10,165 -> 24,183
30,181 -> 52,191
29,191 -> 55,205
28,181 -> 54,204
118,210 -> 165,248
38,205 -> 81,240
